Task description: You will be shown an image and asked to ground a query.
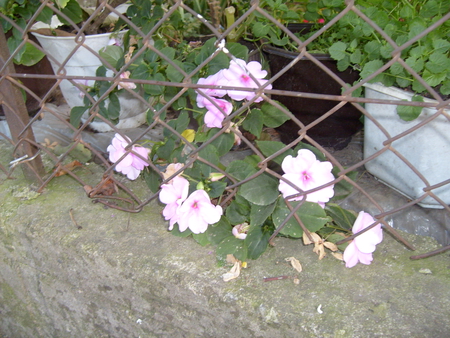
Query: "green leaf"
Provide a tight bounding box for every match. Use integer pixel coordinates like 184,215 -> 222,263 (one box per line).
70,106 -> 87,128
207,130 -> 235,157
350,48 -> 362,64
336,57 -> 350,72
250,201 -> 277,227
171,223 -> 193,238
256,140 -> 294,165
193,232 -> 210,246
207,217 -> 232,245
99,45 -> 123,69
325,203 -> 357,231
432,39 -> 450,54
245,225 -> 271,260
328,41 -> 347,61
252,22 -> 271,38
239,173 -> 279,206
58,0 -> 83,25
260,101 -> 291,128
143,167 -> 161,193
226,160 -> 257,181
360,60 -> 384,79
198,144 -> 220,176
107,92 -> 121,120
272,199 -> 329,238
208,181 -> 227,199
12,41 -> 45,66
166,60 -> 185,82
216,236 -> 247,261
226,198 -> 251,225
227,42 -> 249,61
422,70 -> 447,87
396,96 -> 424,121
242,109 -> 263,138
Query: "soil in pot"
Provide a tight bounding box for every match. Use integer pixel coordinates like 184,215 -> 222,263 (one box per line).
264,45 -> 362,150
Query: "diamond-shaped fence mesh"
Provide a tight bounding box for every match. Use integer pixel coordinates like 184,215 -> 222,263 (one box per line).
1,0 -> 449,258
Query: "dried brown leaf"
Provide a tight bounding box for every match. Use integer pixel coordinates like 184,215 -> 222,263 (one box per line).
285,257 -> 302,273
331,252 -> 344,261
324,241 -> 338,252
313,243 -> 326,260
54,160 -> 83,177
222,261 -> 241,282
226,254 -> 238,264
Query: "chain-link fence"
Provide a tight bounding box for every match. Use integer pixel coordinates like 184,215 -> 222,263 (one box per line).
1,0 -> 449,259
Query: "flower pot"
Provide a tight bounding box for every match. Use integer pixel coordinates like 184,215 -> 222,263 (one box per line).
263,45 -> 362,150
31,30 -> 147,132
363,83 -> 450,208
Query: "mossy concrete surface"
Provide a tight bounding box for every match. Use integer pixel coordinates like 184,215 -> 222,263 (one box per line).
1,145 -> 450,338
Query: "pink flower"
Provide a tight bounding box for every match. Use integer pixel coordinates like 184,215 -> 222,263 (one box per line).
118,71 -> 136,90
203,97 -> 233,128
222,59 -> 272,102
196,70 -> 227,108
159,176 -> 190,230
232,222 -> 249,240
176,190 -> 223,234
163,163 -> 185,183
107,133 -> 150,180
278,149 -> 335,206
343,211 -> 383,268
317,18 -> 325,24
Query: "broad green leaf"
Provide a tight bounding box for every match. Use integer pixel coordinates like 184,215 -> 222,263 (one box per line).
17,42 -> 46,66
226,195 -> 251,225
70,106 -> 87,128
440,80 -> 450,96
245,225 -> 271,260
336,57 -> 350,72
107,92 -> 121,120
216,236 -> 247,261
329,41 -> 347,61
239,173 -> 279,206
193,232 -> 210,246
260,101 -> 291,128
156,138 -> 175,160
422,70 -> 447,87
99,45 -> 123,69
350,48 -> 362,64
198,144 -> 220,176
256,140 -> 294,165
364,41 -> 381,60
227,42 -> 249,61
207,217 -> 232,245
390,62 -> 404,76
432,39 -> 450,54
360,60 -> 384,79
331,170 -> 357,201
242,109 -> 263,138
208,181 -> 227,199
396,95 -> 424,121
325,203 -> 357,231
250,201 -> 277,227
143,167 -> 161,193
171,223 -> 193,238
226,160 -> 257,181
272,199 -> 329,238
252,22 -> 271,38
166,60 -> 185,82
207,130 -> 235,157
59,0 -> 83,24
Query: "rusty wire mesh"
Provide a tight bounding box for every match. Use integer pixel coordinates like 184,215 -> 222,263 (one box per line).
1,0 -> 450,258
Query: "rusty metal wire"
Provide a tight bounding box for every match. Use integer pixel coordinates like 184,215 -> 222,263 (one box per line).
1,0 -> 449,259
